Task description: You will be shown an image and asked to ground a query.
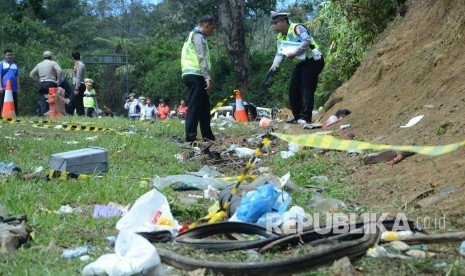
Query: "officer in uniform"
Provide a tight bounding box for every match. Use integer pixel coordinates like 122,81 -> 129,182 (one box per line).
268,11 -> 324,124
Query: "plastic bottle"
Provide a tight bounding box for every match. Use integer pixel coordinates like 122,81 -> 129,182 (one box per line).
381,231 -> 414,241
61,245 -> 91,258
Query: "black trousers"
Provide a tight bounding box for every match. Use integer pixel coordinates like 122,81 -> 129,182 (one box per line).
288,57 -> 325,122
0,91 -> 18,115
67,83 -> 85,115
39,81 -> 57,116
183,75 -> 215,142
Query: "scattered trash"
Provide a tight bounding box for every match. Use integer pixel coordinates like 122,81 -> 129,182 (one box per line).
85,136 -> 98,141
116,189 -> 179,235
0,215 -> 29,253
381,231 -> 415,241
93,205 -> 122,218
230,145 -> 255,158
259,117 -> 275,128
82,230 -> 163,276
363,150 -> 398,165
288,142 -> 302,153
236,184 -> 289,223
339,124 -> 351,130
424,104 -> 434,108
80,255 -> 91,262
61,245 -> 92,258
57,204 -> 82,214
303,122 -> 323,130
322,115 -> 340,128
188,194 -> 203,199
460,240 -> 465,256
280,151 -> 295,159
65,141 -> 79,145
0,162 -> 21,176
400,115 -> 424,128
152,174 -> 233,191
174,153 -> 184,162
203,185 -> 219,200
258,167 -> 270,173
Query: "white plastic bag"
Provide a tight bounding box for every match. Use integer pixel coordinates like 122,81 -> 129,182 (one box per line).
116,189 -> 179,235
82,230 -> 164,275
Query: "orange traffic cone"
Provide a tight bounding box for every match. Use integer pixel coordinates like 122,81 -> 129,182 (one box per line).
234,89 -> 249,122
1,80 -> 16,118
47,87 -> 62,117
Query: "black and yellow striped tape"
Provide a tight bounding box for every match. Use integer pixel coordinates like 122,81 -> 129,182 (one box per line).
210,91 -> 236,115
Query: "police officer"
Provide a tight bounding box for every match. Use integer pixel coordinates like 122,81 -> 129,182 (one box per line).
180,15 -> 216,144
268,11 -> 324,124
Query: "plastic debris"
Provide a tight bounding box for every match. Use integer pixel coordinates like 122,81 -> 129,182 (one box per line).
61,245 -> 92,258
400,115 -> 424,128
459,240 -> 465,256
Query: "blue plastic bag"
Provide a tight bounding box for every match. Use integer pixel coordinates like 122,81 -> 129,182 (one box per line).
236,184 -> 278,223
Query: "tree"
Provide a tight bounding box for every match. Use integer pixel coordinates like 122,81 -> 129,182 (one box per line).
218,0 -> 251,88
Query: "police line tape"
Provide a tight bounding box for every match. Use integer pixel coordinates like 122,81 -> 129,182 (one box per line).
271,133 -> 465,157
1,116 -> 121,134
210,91 -> 236,115
1,117 -> 100,126
189,134 -> 274,229
31,123 -> 116,133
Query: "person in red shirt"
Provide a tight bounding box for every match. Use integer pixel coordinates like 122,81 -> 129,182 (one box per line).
157,99 -> 170,119
176,98 -> 188,119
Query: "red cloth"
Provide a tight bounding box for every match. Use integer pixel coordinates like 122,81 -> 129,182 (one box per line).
177,105 -> 188,118
157,105 -> 170,119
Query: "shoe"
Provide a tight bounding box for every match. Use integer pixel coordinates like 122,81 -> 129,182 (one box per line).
297,119 -> 307,124
285,118 -> 298,124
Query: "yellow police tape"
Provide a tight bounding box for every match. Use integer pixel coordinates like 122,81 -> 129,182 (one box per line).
210,91 -> 235,115
47,170 -> 153,181
1,117 -> 100,126
32,123 -> 116,133
271,133 -> 465,157
189,134 -> 273,229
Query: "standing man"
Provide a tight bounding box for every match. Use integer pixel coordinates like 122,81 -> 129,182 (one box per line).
181,15 -> 216,143
268,11 -> 324,124
0,49 -> 20,115
68,52 -> 86,116
29,51 -> 62,116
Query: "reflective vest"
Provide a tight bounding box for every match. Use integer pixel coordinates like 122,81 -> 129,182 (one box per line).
83,88 -> 96,108
277,23 -> 320,61
181,29 -> 211,77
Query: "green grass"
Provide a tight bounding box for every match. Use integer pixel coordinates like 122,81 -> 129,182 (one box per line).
1,116 -> 463,275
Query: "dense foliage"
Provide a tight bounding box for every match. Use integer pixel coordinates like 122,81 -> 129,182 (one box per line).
0,0 -> 402,115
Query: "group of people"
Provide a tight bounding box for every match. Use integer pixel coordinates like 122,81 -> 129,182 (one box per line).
30,51 -> 99,117
0,49 -> 98,117
180,11 -> 323,143
2,11 -> 323,145
124,94 -> 188,121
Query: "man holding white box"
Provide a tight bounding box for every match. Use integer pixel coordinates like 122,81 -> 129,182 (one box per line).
269,11 -> 324,124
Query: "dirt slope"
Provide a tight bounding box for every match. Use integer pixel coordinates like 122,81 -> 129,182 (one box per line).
322,0 -> 465,222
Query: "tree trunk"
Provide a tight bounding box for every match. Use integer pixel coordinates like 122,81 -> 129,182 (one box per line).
218,0 -> 251,88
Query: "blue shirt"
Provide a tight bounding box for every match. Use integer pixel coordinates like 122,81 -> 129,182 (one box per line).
1,59 -> 20,92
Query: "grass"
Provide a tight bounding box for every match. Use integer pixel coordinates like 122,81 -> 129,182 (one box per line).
1,116 -> 464,275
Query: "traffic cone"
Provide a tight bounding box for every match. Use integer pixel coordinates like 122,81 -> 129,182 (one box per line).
47,87 -> 62,117
234,89 -> 249,122
1,80 -> 16,118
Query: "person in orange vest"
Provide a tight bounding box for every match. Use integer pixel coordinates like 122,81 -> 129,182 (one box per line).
156,99 -> 170,120
0,48 -> 20,115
